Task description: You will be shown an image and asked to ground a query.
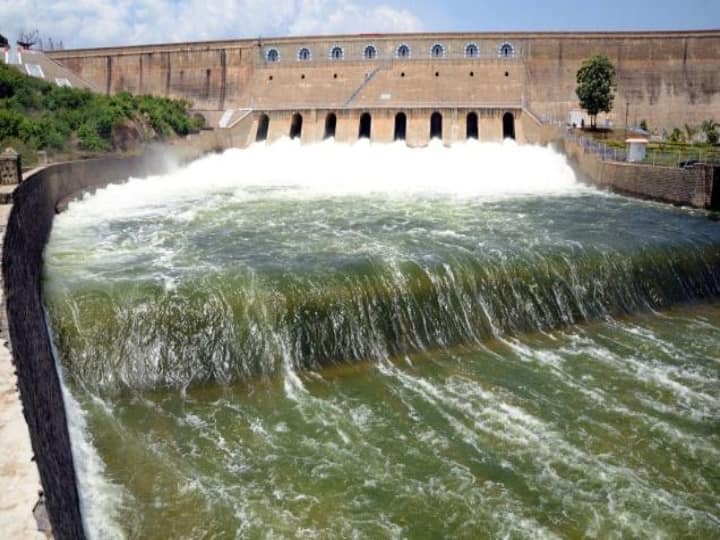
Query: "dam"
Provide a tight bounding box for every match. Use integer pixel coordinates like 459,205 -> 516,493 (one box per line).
1,29 -> 720,540
45,30 -> 720,145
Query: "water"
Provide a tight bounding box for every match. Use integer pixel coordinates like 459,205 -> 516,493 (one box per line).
42,140 -> 720,538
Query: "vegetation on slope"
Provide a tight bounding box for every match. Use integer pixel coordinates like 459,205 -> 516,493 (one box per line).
0,61 -> 205,166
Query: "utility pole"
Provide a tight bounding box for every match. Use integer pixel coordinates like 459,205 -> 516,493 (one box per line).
625,101 -> 629,132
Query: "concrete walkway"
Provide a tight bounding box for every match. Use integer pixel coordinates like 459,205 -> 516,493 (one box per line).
0,197 -> 47,538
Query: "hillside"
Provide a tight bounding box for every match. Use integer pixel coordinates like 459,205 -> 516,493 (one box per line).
0,61 -> 205,166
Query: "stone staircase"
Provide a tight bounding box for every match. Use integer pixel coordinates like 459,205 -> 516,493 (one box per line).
343,62 -> 391,107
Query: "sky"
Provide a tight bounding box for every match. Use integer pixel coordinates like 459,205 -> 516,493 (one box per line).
1,0 -> 718,49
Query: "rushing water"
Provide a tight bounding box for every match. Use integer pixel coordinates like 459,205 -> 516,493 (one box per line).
43,140 -> 720,538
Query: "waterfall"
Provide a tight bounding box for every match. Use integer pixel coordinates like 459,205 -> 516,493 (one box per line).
43,139 -> 720,392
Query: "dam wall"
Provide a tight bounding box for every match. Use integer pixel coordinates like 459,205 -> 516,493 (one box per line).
46,30 -> 720,131
248,107 -> 526,145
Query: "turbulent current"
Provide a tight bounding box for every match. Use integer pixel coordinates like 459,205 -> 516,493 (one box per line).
43,140 -> 720,538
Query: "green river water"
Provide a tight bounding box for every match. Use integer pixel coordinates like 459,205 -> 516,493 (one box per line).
42,141 -> 720,539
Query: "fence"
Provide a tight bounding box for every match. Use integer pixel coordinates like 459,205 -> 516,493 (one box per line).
563,131 -> 719,168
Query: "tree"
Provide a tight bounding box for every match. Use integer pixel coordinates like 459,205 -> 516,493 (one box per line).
701,119 -> 718,145
575,55 -> 617,130
669,127 -> 684,143
684,123 -> 697,144
17,29 -> 40,49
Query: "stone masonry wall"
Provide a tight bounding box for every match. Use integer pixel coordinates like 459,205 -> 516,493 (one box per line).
562,137 -> 716,208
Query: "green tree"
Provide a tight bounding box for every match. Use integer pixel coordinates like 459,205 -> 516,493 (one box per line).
669,127 -> 684,143
575,55 -> 617,130
701,119 -> 718,145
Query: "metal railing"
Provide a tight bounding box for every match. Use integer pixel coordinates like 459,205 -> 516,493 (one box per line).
565,132 -> 628,162
563,131 -> 719,167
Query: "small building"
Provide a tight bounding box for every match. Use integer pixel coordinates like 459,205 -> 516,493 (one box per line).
626,138 -> 648,162
568,110 -> 586,128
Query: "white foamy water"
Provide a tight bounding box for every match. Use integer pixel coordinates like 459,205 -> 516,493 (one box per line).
47,317 -> 126,540
60,138 -> 584,225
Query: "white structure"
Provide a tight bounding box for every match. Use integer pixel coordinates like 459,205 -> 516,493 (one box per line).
626,138 -> 648,162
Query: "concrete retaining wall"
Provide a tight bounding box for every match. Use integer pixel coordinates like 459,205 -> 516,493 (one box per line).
562,137 -> 718,208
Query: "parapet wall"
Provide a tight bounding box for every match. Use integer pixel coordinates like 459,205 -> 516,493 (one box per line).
47,30 -> 720,130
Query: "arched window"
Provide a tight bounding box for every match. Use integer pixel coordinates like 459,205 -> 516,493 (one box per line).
363,45 -> 377,60
256,114 -> 270,142
266,48 -> 279,62
430,43 -> 445,58
297,47 -> 312,61
330,46 -> 344,60
396,44 -> 411,59
465,43 -> 479,58
499,42 -> 514,58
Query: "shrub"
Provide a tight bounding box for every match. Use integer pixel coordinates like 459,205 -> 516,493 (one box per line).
0,108 -> 25,139
668,128 -> 685,143
0,64 -> 26,98
701,120 -> 719,145
78,123 -> 108,151
46,86 -> 93,111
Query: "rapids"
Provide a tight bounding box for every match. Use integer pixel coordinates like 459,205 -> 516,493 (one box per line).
42,139 -> 720,538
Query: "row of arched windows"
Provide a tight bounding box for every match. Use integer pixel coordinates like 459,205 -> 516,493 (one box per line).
266,42 -> 515,62
255,112 -> 516,142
